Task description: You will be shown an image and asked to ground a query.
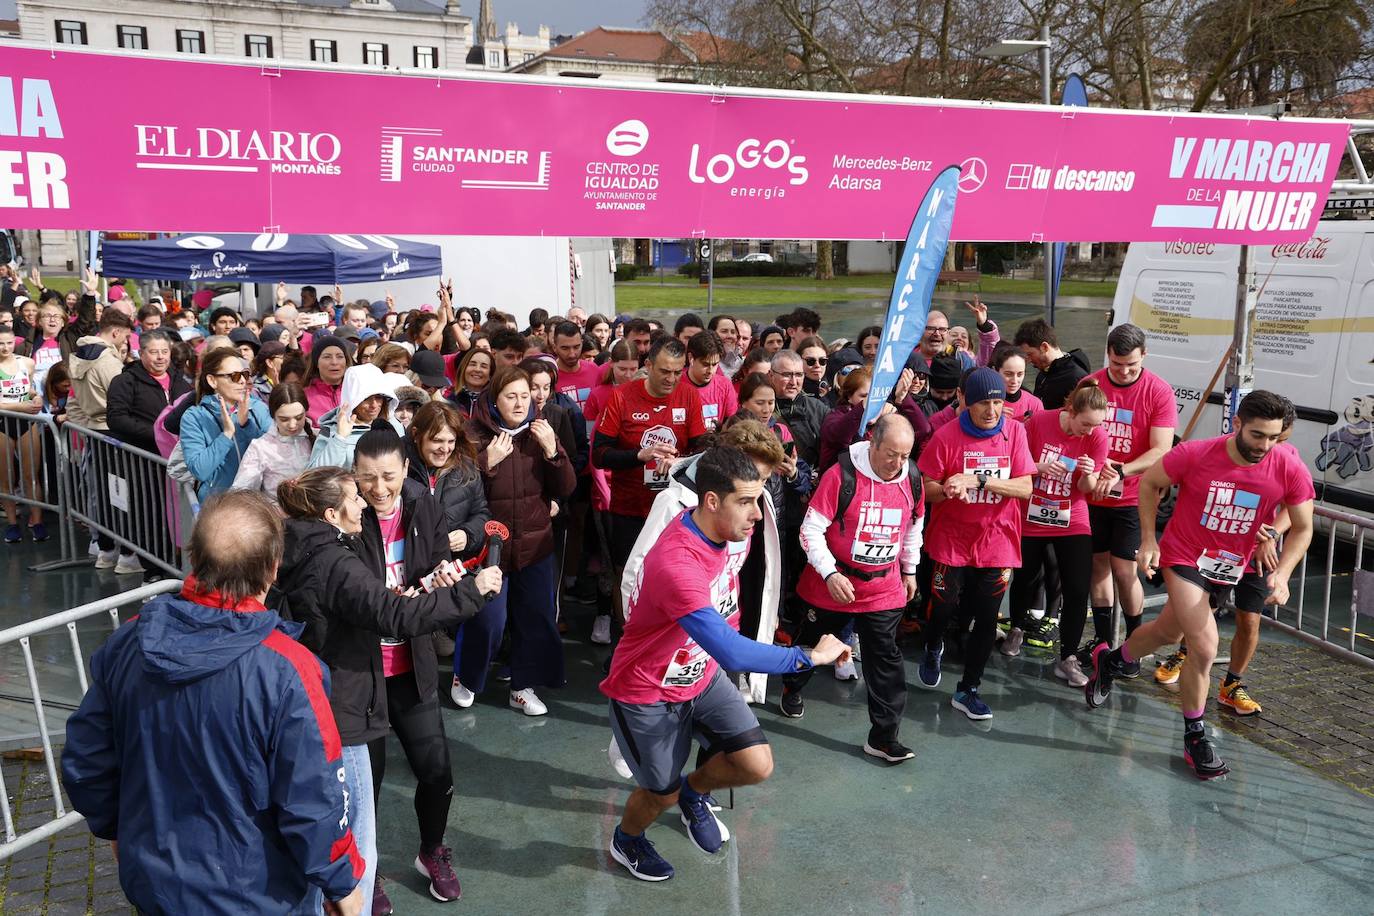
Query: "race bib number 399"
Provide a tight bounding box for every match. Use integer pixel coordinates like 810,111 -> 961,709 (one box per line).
662,648 -> 708,687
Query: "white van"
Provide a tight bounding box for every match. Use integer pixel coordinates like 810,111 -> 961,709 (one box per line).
1110,218 -> 1374,515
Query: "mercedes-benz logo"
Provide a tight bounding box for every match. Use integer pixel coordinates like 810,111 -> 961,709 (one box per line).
959,157 -> 987,193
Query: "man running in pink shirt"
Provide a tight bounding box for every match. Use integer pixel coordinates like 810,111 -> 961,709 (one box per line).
917,368 -> 1035,720
1085,390 -> 1314,779
602,446 -> 850,881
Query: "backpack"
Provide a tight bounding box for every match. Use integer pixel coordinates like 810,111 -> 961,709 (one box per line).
835,449 -> 922,533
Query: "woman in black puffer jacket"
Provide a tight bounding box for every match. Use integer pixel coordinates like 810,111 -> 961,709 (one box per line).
405,400 -> 490,564
275,465 -> 500,912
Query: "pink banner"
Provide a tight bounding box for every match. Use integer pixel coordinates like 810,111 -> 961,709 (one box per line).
0,45 -> 1350,242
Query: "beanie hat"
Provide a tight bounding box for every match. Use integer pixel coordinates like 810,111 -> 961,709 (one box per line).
961,367 -> 1007,404
929,356 -> 962,390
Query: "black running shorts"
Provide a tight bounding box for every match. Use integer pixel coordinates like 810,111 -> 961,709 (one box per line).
1089,504 -> 1141,561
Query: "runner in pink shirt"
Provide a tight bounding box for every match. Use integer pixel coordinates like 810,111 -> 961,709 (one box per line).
916,368 -> 1034,720
990,343 -> 1045,424
784,414 -> 922,763
1085,390 -> 1315,780
680,331 -> 739,431
601,446 -> 848,882
1084,324 -> 1178,660
1004,382 -> 1110,687
550,320 -> 604,416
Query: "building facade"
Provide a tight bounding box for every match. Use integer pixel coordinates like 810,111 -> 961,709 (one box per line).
10,0 -> 551,268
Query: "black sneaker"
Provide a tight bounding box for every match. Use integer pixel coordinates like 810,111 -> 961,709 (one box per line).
1183,731 -> 1230,780
1084,643 -> 1118,709
779,689 -> 804,719
1024,616 -> 1060,649
1118,655 -> 1142,679
863,739 -> 915,764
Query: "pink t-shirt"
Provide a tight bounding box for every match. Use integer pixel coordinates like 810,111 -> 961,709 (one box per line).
796,460 -> 923,613
1002,390 -> 1045,424
555,359 -> 604,414
153,372 -> 172,393
601,510 -> 749,705
1159,436 -> 1314,579
1023,409 -> 1109,538
1087,368 -> 1178,507
681,369 -> 739,431
377,508 -> 413,678
918,418 -> 1036,568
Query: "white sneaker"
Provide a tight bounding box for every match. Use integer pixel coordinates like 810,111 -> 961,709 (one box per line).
833,657 -> 859,681
1054,656 -> 1089,687
509,688 -> 547,717
450,678 -> 474,708
94,549 -> 119,569
113,554 -> 145,575
590,615 -> 612,645
1000,627 -> 1025,657
846,632 -> 861,663
608,735 -> 632,779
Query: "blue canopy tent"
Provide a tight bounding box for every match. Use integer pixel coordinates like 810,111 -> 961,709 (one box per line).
98,233 -> 443,284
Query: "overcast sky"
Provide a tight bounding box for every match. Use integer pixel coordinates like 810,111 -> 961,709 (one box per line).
478,0 -> 652,36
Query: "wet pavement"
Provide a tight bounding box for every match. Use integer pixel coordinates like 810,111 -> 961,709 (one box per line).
2,534 -> 1373,914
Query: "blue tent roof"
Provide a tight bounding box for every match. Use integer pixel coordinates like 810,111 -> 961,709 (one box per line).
99,233 -> 443,285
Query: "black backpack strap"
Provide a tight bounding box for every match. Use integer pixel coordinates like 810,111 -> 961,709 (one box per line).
907,458 -> 923,523
836,449 -> 857,533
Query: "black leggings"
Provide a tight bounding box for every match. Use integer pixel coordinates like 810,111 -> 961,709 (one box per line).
368,673 -> 453,851
1011,535 -> 1094,659
924,564 -> 1010,692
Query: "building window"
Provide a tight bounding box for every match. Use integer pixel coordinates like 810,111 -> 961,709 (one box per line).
311,39 -> 337,63
414,46 -> 437,69
177,29 -> 205,54
245,34 -> 273,59
117,25 -> 148,50
486,49 -> 502,68
363,42 -> 389,66
54,20 -> 86,45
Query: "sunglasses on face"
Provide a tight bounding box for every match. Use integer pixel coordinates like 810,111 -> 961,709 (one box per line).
214,371 -> 250,383
804,356 -> 828,367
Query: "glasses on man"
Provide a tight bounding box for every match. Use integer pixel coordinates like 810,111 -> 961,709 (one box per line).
214,371 -> 250,383
803,356 -> 828,367
924,325 -> 949,335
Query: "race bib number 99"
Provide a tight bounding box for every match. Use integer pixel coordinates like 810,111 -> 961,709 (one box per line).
1027,495 -> 1071,528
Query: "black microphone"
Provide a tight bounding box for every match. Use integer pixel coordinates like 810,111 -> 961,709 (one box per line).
484,521 -> 509,568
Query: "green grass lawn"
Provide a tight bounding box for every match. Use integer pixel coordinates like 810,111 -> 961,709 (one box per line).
622,273 -> 1117,299
614,283 -> 870,314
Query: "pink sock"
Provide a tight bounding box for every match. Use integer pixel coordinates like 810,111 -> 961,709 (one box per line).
1119,643 -> 1135,665
1183,707 -> 1205,719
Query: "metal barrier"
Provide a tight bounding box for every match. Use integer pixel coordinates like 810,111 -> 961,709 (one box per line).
0,579 -> 183,861
0,408 -> 73,565
1276,504 -> 1374,668
50,422 -> 184,578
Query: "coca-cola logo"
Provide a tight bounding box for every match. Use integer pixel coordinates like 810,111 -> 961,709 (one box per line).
1270,237 -> 1330,260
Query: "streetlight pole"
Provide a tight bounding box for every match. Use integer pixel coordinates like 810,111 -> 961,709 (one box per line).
979,29 -> 1056,322
1039,23 -> 1055,325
